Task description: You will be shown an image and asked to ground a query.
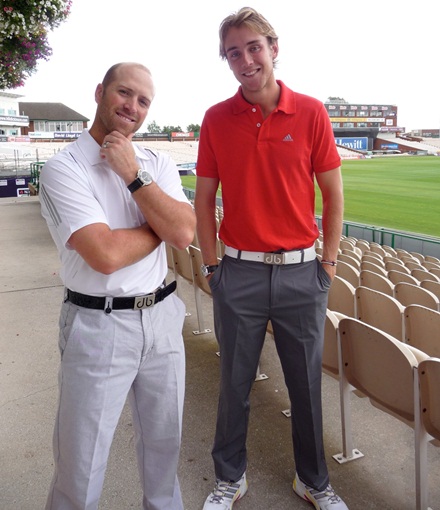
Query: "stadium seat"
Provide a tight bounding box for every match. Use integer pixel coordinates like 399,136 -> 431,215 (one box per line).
362,254 -> 386,267
369,243 -> 387,258
172,245 -> 211,335
337,253 -> 361,270
420,280 -> 440,300
385,259 -> 410,274
362,250 -> 384,262
404,305 -> 440,358
359,270 -> 394,296
417,358 -> 440,510
388,270 -> 420,286
422,261 -> 440,271
360,260 -> 388,277
425,255 -> 440,265
394,282 -> 440,312
355,286 -> 405,341
337,317 -> 430,509
328,275 -> 356,317
411,268 -> 440,283
341,248 -> 361,261
336,260 -> 360,289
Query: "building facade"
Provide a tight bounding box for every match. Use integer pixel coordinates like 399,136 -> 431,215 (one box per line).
0,92 -> 29,141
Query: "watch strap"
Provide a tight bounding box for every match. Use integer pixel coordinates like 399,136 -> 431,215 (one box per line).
127,178 -> 143,194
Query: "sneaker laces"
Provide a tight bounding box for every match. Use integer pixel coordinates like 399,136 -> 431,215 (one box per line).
309,484 -> 341,504
209,480 -> 240,503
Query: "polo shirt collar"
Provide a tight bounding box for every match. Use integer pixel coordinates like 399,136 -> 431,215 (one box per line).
75,129 -> 152,166
231,80 -> 296,115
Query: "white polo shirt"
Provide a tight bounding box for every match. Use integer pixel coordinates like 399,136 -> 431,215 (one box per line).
40,129 -> 189,296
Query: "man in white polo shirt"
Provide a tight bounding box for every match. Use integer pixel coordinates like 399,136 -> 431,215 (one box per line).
40,62 -> 195,510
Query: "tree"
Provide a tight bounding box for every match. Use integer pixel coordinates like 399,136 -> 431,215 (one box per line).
146,120 -> 162,133
0,0 -> 72,90
186,124 -> 200,133
162,125 -> 183,134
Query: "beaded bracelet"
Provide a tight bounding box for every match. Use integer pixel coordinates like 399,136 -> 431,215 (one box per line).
321,260 -> 338,266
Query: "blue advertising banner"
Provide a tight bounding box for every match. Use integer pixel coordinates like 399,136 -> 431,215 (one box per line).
335,137 -> 368,151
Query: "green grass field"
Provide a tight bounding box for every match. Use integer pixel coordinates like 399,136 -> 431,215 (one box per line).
181,156 -> 440,238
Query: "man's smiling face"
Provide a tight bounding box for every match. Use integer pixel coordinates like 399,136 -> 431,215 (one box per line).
93,64 -> 155,139
224,25 -> 278,97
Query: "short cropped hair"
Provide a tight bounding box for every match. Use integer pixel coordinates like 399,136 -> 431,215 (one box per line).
101,62 -> 151,89
219,7 -> 279,61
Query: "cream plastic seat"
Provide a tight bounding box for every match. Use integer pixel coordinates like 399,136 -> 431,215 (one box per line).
360,260 -> 388,277
405,260 -> 424,272
394,282 -> 440,312
328,275 -> 356,317
359,269 -> 394,296
411,268 -> 440,283
362,251 -> 384,262
388,270 -> 420,286
418,357 -> 440,442
355,286 -> 405,341
337,317 -> 430,509
404,304 -> 440,358
337,253 -> 361,270
339,238 -> 356,251
172,245 -> 210,335
422,260 -> 440,271
385,260 -> 410,274
425,255 -> 440,265
341,248 -> 361,261
369,243 -> 387,258
382,245 -> 398,257
362,254 -> 386,267
417,358 -> 440,510
409,252 -> 425,264
355,239 -> 370,254
323,309 -> 341,379
336,260 -> 360,289
420,280 -> 440,301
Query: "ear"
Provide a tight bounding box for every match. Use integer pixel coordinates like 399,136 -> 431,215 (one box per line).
271,42 -> 279,60
95,83 -> 103,104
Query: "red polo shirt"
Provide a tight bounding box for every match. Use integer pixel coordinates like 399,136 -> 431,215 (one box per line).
196,81 -> 341,251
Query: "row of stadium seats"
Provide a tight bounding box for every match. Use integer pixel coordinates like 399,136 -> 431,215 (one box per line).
166,219 -> 440,509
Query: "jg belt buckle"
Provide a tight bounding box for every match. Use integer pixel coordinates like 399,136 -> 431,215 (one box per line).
134,293 -> 156,309
263,252 -> 286,265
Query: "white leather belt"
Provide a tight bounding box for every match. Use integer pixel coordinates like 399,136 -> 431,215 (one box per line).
224,245 -> 316,265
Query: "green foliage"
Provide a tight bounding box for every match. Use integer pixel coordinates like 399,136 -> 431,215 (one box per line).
186,124 -> 200,133
0,0 -> 72,89
162,125 -> 183,134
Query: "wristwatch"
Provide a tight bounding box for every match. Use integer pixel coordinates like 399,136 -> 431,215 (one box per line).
201,264 -> 219,277
127,168 -> 153,193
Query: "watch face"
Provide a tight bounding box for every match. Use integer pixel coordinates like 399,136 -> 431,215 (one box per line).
137,169 -> 153,185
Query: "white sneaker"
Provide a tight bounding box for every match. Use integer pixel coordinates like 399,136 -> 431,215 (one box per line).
203,472 -> 248,509
293,473 -> 349,510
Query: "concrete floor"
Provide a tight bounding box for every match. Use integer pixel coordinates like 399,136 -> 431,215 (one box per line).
0,196 -> 438,509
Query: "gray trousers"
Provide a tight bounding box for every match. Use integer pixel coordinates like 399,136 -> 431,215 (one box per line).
209,256 -> 331,491
45,293 -> 186,510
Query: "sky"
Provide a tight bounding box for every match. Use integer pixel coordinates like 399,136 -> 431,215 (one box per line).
12,0 -> 440,132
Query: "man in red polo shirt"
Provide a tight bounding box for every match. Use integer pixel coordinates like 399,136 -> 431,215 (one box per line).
194,7 -> 347,510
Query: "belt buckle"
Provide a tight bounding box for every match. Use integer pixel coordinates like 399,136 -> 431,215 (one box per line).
134,293 -> 156,309
263,252 -> 285,265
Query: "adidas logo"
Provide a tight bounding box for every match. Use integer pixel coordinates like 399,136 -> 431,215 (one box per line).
283,134 -> 293,142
